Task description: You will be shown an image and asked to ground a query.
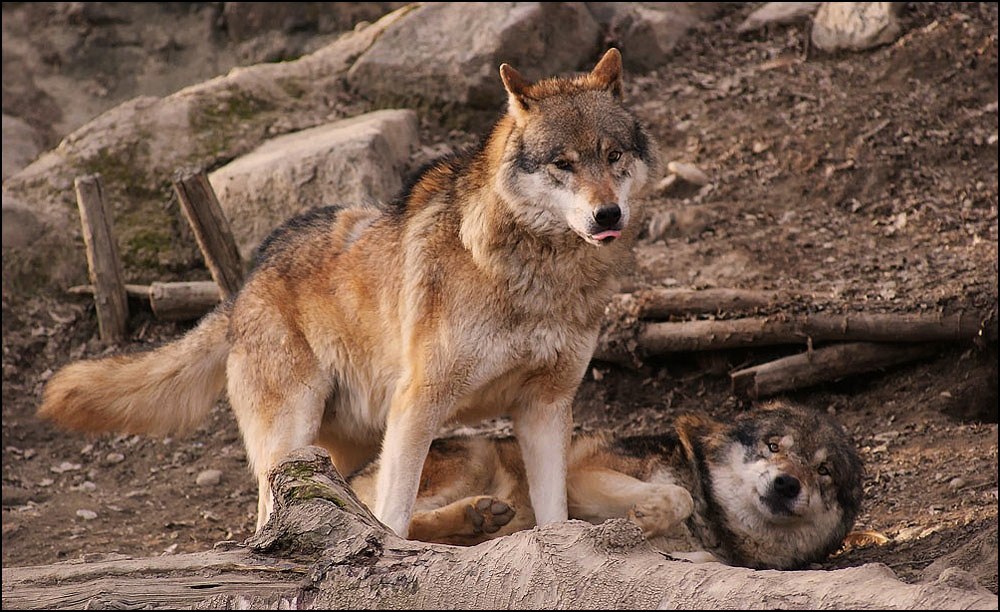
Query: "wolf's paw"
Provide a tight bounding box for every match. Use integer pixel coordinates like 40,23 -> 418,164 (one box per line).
464,496 -> 516,534
628,485 -> 694,538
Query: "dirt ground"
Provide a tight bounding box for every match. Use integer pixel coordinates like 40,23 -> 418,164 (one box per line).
2,2 -> 998,596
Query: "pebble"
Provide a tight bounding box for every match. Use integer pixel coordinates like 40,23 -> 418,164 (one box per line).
51,461 -> 82,474
667,161 -> 710,186
105,452 -> 125,464
76,509 -> 98,520
948,477 -> 967,491
196,469 -> 223,487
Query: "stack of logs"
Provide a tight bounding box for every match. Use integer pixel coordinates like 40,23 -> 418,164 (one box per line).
71,172 -> 996,401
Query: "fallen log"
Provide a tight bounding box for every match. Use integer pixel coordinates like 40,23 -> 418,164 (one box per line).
2,447 -> 996,610
639,312 -> 991,355
68,281 -> 221,322
731,342 -> 941,399
627,287 -> 789,318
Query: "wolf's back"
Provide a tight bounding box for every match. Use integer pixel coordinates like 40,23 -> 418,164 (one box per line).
38,306 -> 231,436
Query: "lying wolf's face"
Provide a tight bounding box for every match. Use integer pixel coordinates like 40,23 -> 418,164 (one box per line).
705,403 -> 864,566
496,49 -> 655,246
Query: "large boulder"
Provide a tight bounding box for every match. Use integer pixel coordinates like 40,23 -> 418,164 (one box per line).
0,6 -> 414,294
347,2 -> 601,113
736,2 -> 822,34
587,3 -> 725,73
210,109 -> 419,260
2,114 -> 43,180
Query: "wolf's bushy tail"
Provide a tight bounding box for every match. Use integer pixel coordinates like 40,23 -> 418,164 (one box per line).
38,306 -> 232,436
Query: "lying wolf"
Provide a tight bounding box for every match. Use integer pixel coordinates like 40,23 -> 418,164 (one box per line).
350,400 -> 865,569
38,48 -> 655,536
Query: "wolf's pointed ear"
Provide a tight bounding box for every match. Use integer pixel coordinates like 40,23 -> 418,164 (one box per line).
590,48 -> 623,99
500,63 -> 532,123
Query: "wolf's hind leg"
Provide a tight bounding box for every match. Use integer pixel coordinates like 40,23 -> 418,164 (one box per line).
408,495 -> 521,545
227,348 -> 328,531
568,468 -> 693,538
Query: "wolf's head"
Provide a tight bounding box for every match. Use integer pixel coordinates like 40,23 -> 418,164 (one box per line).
493,49 -> 656,247
678,401 -> 865,569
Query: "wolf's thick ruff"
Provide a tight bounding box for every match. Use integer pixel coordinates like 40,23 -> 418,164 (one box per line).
350,400 -> 865,570
38,49 -> 655,536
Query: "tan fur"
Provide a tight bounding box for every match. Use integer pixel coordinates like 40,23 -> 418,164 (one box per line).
37,49 -> 655,537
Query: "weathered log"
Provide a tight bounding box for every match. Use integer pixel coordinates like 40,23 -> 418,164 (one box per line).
3,447 -> 996,610
172,170 -> 245,299
73,174 -> 129,344
639,312 -> 991,354
67,281 -> 222,321
628,288 -> 787,318
149,281 -> 222,321
731,342 -> 941,399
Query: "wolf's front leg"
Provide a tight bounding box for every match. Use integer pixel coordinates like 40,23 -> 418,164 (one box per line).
373,384 -> 447,537
513,398 -> 572,525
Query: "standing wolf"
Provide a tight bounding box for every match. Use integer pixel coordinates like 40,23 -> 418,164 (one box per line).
38,49 -> 655,536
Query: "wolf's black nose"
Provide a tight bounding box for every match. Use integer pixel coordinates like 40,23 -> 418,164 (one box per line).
773,474 -> 801,499
594,204 -> 622,228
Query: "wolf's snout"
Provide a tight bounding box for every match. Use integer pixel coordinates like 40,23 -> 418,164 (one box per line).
593,204 -> 622,229
773,474 -> 801,499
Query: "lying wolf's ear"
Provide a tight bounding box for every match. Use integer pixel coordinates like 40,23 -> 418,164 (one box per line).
675,413 -> 725,462
500,63 -> 533,123
590,48 -> 623,99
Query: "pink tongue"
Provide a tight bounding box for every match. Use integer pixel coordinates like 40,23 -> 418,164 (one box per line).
592,229 -> 621,241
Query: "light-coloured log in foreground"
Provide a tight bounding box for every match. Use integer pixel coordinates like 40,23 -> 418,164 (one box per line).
3,447 -> 995,610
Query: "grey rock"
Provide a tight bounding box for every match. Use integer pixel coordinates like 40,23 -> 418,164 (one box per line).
1,193 -> 46,251
209,109 -> 419,260
76,509 -> 98,520
2,114 -> 43,180
811,2 -> 903,52
737,2 -> 822,34
587,3 -> 724,73
196,469 -> 224,487
347,3 -> 600,110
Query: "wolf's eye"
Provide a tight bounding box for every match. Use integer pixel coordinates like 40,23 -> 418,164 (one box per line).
817,465 -> 831,476
608,150 -> 622,163
767,442 -> 780,453
552,159 -> 574,172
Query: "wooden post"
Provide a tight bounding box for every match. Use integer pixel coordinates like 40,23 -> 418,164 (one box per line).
172,170 -> 244,299
74,174 -> 129,344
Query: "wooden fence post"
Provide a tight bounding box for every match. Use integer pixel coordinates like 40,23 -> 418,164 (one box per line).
172,170 -> 244,299
74,174 -> 128,343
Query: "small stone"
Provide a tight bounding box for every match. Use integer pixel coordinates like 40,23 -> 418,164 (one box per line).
76,509 -> 98,520
105,452 -> 125,464
196,469 -> 223,487
667,161 -> 710,186
51,461 -> 82,474
647,210 -> 675,242
948,477 -> 967,491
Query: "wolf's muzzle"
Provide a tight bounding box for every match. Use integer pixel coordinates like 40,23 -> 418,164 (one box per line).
593,203 -> 622,229
773,474 -> 801,499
